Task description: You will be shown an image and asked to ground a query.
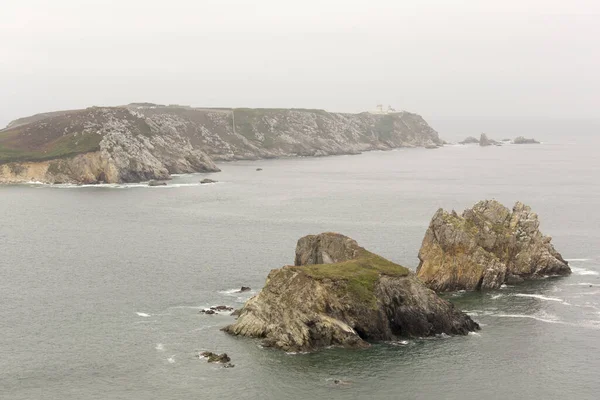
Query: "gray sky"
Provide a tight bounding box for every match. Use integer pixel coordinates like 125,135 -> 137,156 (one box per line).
1,0 -> 598,126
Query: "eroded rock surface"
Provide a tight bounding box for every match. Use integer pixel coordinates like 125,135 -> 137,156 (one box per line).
1,105 -> 443,184
417,200 -> 570,291
223,233 -> 478,352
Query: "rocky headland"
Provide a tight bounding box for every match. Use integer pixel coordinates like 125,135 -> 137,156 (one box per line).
416,200 -> 570,292
0,104 -> 443,184
223,232 -> 478,352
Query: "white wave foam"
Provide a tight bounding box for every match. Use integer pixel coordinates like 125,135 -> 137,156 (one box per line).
567,283 -> 600,287
492,313 -> 561,324
468,331 -> 481,336
136,312 -> 151,317
565,258 -> 591,262
514,293 -> 569,305
51,182 -> 212,189
167,356 -> 176,364
155,343 -> 165,351
491,294 -> 504,300
219,289 -> 242,295
571,267 -> 599,276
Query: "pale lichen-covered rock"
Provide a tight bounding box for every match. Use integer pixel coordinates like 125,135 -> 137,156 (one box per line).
1,104 -> 442,184
416,200 -> 570,292
223,233 -> 478,352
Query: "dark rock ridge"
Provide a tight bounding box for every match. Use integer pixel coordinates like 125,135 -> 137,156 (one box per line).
148,180 -> 167,186
0,104 -> 442,184
223,232 -> 478,352
513,136 -> 540,144
416,200 -> 570,292
459,136 -> 480,144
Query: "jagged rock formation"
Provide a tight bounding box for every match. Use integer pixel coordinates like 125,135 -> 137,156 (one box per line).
513,136 -> 540,144
459,136 -> 480,144
223,233 -> 478,352
479,133 -> 500,146
416,200 -> 570,292
0,104 -> 442,184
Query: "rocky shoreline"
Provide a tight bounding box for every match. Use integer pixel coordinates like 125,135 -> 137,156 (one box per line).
0,104 -> 442,184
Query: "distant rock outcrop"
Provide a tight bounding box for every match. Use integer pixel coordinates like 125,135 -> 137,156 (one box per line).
416,200 -> 570,292
223,232 -> 478,352
479,133 -> 501,146
459,136 -> 480,144
513,136 -> 540,144
1,105 -> 443,184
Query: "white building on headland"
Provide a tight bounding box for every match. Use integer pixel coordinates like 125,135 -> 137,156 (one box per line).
371,104 -> 397,114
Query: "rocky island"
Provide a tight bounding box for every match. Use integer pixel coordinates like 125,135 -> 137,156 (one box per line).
416,200 -> 570,292
0,104 -> 443,184
223,232 -> 478,352
513,136 -> 540,144
459,135 -> 540,146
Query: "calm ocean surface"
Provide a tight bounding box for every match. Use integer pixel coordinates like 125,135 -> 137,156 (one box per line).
1,118 -> 599,399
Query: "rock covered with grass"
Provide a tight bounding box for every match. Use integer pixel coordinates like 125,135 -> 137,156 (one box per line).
416,200 -> 570,292
223,233 -> 478,352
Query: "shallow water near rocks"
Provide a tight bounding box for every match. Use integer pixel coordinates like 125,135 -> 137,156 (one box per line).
1,119 -> 599,399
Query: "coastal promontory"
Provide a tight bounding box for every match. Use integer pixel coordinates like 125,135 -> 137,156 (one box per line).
0,104 -> 443,184
223,232 -> 478,352
416,200 -> 570,292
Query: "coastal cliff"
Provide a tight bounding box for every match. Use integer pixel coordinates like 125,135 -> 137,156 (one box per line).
0,104 -> 442,184
223,233 -> 478,352
416,200 -> 570,292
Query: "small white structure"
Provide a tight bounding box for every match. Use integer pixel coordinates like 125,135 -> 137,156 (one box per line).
371,104 -> 397,114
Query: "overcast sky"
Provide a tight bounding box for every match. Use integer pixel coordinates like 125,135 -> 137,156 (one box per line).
1,0 -> 598,126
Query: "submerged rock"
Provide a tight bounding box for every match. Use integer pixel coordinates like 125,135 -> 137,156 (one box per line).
148,180 -> 167,186
256,168 -> 263,171
416,200 -> 570,292
223,232 -> 478,352
200,178 -> 218,184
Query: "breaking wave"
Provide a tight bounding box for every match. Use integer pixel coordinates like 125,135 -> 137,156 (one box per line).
571,267 -> 599,276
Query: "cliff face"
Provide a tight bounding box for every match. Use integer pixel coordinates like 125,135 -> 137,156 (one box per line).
223,233 -> 478,352
416,200 -> 570,292
0,104 -> 442,183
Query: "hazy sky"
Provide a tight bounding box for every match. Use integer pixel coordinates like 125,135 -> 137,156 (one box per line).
1,0 -> 598,126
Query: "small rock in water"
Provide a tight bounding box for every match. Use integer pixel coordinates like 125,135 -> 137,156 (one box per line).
200,178 -> 217,184
148,180 -> 167,186
256,168 -> 263,171
200,305 -> 234,314
333,379 -> 351,386
200,351 -> 231,365
211,305 -> 234,311
237,286 -> 251,293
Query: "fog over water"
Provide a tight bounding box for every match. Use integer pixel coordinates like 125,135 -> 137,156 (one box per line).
2,0 -> 599,126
